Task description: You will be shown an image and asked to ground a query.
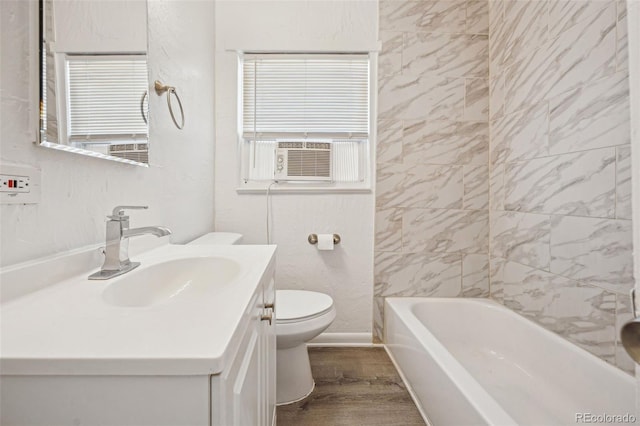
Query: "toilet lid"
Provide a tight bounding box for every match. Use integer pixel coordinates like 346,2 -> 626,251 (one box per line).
275,290 -> 334,322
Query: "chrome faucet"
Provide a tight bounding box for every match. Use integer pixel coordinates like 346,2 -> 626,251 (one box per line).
88,205 -> 171,280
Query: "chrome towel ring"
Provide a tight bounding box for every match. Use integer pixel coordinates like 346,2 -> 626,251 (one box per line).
154,80 -> 185,130
140,91 -> 148,125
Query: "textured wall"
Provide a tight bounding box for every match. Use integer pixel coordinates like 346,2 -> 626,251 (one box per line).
374,0 -> 490,341
214,0 -> 377,337
0,0 -> 216,267
488,0 -> 634,373
52,0 -> 147,53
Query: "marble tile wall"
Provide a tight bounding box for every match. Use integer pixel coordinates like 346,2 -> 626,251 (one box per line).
375,0 -> 632,374
375,0 -> 490,341
489,0 -> 633,373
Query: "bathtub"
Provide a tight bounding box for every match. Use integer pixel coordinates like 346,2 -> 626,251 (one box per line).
385,298 -> 636,426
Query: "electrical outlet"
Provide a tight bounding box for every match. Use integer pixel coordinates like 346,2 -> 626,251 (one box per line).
0,175 -> 30,193
0,164 -> 41,204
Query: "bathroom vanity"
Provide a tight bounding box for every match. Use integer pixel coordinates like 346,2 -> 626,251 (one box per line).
0,243 -> 276,426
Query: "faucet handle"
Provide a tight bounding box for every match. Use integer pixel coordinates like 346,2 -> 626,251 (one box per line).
110,205 -> 148,218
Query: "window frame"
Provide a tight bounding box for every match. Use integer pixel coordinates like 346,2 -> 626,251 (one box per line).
236,52 -> 377,194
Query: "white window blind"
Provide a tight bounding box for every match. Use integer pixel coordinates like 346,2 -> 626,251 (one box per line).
66,55 -> 148,142
242,54 -> 369,139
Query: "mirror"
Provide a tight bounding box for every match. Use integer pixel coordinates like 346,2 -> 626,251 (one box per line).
38,0 -> 149,166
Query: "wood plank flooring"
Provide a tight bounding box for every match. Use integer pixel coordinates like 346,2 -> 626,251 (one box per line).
277,347 -> 426,426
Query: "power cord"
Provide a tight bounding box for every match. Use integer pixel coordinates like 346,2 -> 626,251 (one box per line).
266,181 -> 278,244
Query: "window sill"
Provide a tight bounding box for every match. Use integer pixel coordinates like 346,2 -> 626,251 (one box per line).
236,181 -> 372,194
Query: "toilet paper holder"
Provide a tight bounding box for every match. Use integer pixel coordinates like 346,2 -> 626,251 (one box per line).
308,234 -> 341,245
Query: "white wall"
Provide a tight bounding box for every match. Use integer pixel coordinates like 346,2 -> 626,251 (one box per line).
0,0 -> 216,267
53,0 -> 147,53
214,0 -> 378,336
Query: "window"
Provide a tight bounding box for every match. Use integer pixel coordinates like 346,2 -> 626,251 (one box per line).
240,53 -> 371,189
63,55 -> 149,162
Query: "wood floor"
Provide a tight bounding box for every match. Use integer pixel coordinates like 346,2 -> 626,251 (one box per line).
276,347 -> 426,426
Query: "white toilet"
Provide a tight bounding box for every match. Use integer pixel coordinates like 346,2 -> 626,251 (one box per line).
186,233 -> 336,404
275,289 -> 336,405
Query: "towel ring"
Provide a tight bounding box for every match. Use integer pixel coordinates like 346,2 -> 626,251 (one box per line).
154,80 -> 185,130
140,91 -> 148,125
166,87 -> 184,130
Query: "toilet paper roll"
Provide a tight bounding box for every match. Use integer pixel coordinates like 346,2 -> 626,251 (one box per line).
317,234 -> 334,250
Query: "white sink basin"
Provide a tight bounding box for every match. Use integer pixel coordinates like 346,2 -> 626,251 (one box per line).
102,257 -> 241,307
1,243 -> 277,376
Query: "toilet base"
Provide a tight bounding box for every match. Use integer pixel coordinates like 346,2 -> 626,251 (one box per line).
276,381 -> 315,406
276,343 -> 315,405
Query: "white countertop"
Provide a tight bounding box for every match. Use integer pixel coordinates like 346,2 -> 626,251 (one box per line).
0,244 -> 276,376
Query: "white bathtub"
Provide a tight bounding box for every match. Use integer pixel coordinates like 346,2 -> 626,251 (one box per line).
385,298 -> 636,426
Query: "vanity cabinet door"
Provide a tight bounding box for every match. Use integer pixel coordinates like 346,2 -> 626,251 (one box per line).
211,280 -> 267,426
232,325 -> 261,425
261,277 -> 277,426
210,271 -> 276,426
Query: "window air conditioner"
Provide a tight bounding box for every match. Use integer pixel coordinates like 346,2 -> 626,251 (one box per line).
274,141 -> 332,181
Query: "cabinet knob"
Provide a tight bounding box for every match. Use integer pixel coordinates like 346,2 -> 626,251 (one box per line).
260,313 -> 273,325
265,302 -> 275,310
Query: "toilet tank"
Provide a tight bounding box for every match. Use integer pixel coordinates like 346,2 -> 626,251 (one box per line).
187,232 -> 243,245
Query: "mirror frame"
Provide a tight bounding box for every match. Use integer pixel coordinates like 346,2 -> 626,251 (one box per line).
34,0 -> 150,167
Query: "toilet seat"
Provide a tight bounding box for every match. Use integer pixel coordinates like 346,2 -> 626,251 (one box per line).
276,290 -> 334,324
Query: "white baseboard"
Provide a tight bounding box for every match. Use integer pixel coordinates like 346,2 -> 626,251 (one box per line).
308,332 -> 379,347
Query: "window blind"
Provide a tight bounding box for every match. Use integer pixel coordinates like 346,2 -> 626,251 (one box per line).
66,55 -> 148,142
242,54 -> 369,139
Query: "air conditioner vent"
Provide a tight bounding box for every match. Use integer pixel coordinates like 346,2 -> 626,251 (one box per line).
306,142 -> 331,150
109,143 -> 148,163
287,149 -> 331,177
275,141 -> 332,181
278,141 -> 304,149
